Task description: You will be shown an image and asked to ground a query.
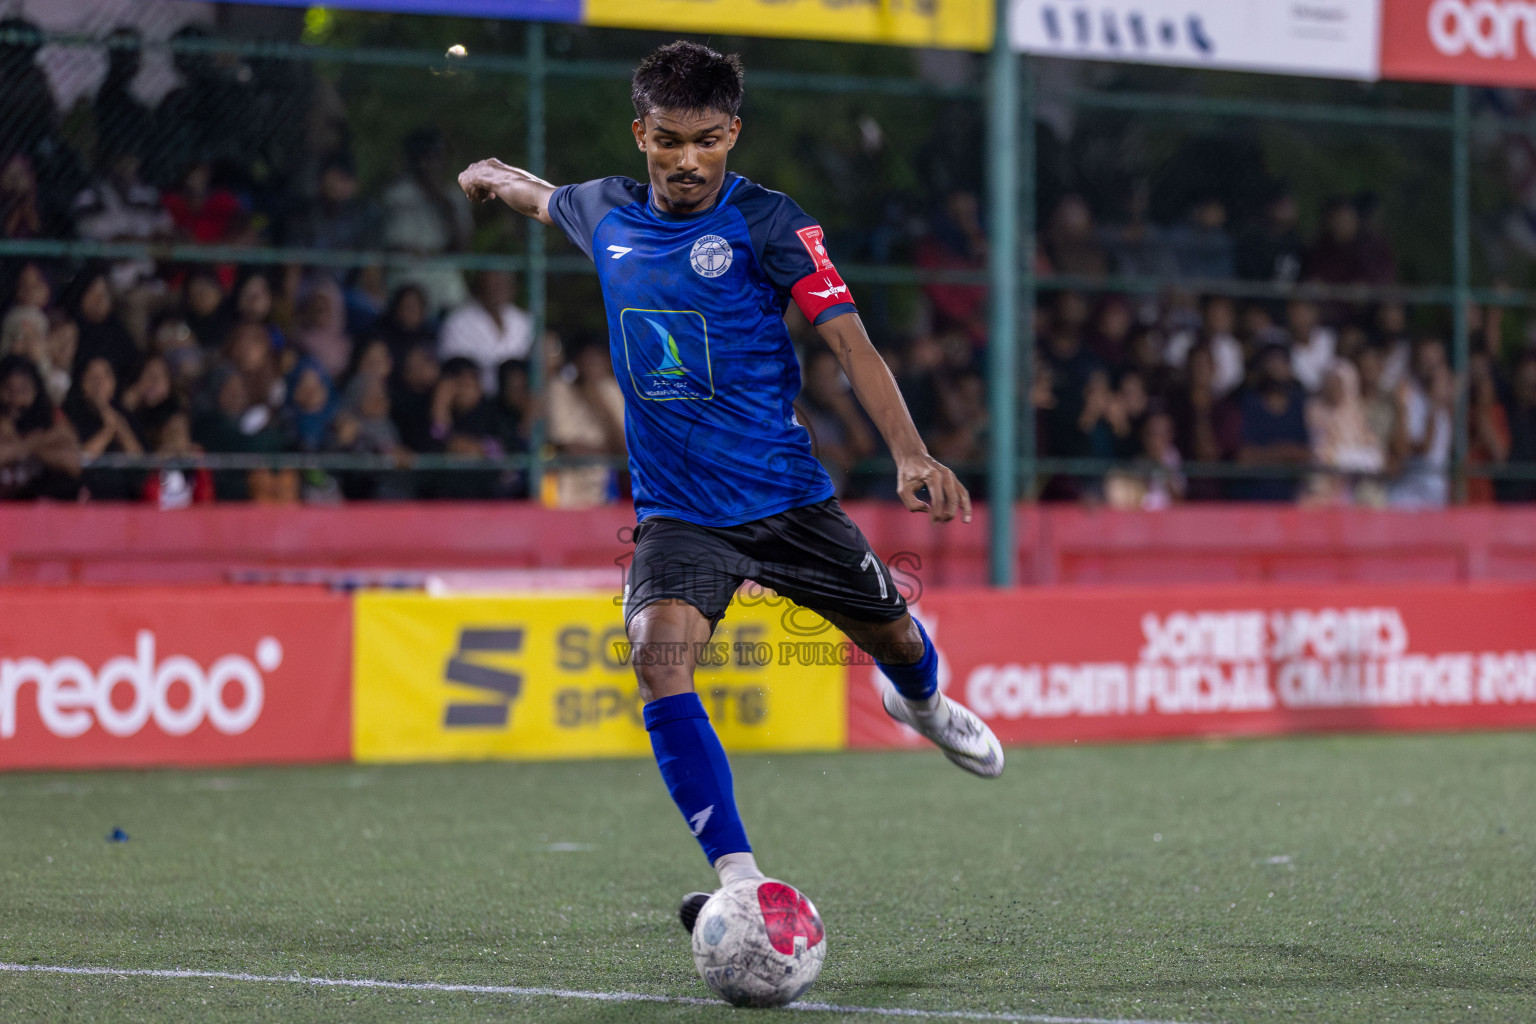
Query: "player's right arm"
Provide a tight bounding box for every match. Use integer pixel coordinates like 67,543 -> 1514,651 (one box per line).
457,158 -> 556,225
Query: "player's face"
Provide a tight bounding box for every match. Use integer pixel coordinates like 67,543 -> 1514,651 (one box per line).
632,107 -> 740,214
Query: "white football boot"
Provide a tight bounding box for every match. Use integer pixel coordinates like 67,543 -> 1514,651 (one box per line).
882,688 -> 1004,778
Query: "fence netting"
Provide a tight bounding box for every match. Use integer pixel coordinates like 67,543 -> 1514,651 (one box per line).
2,11 -> 1536,508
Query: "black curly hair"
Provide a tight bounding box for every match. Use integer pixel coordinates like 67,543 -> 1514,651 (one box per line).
631,41 -> 744,121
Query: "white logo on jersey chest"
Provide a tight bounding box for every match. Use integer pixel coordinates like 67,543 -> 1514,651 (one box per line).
689,235 -> 733,278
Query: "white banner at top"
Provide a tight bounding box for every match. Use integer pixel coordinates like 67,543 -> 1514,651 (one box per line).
1009,0 -> 1382,81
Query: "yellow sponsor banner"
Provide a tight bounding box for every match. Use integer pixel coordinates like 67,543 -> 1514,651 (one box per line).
584,0 -> 992,52
353,592 -> 847,762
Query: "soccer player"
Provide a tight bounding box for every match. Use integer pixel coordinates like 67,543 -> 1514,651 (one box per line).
459,40 -> 1002,930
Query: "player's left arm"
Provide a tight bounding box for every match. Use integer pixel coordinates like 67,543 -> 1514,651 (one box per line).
458,158 -> 557,225
816,312 -> 971,525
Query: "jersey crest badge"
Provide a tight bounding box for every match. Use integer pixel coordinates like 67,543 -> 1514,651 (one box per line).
690,235 -> 733,278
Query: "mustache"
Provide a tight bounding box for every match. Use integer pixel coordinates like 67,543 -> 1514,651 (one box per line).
667,173 -> 706,184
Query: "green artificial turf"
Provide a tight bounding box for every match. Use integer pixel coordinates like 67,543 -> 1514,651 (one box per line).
1,733 -> 1533,1023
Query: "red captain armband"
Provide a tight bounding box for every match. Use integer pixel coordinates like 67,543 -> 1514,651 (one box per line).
791,269 -> 855,323
790,224 -> 855,322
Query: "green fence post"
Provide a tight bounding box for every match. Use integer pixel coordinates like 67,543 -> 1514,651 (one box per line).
1018,55 -> 1036,509
526,21 -> 549,500
1452,83 -> 1471,504
986,0 -> 1018,587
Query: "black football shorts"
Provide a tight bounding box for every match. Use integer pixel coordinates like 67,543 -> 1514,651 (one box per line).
623,497 -> 908,631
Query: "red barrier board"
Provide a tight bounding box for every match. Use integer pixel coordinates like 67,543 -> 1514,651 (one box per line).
0,588 -> 351,769
849,585 -> 1536,747
1381,0 -> 1536,87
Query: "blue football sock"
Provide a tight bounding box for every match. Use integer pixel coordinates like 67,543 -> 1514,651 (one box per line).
643,692 -> 751,864
877,617 -> 938,701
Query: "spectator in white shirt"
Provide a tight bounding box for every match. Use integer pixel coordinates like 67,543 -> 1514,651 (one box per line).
437,270 -> 533,392
72,150 -> 173,298
1165,295 -> 1243,398
1388,338 -> 1453,508
1286,299 -> 1337,393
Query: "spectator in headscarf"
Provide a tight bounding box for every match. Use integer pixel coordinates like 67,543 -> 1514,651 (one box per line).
334,371 -> 405,458
294,276 -> 352,379
330,371 -> 413,500
148,310 -> 205,393
1305,360 -> 1384,504
282,358 -> 339,453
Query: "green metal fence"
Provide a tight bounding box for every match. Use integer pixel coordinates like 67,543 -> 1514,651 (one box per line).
7,14 -> 1536,586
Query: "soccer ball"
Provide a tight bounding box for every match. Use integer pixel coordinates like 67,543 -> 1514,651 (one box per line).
690,877 -> 827,1007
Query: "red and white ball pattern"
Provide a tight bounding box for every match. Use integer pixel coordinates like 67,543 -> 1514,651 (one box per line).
690,877 -> 827,1007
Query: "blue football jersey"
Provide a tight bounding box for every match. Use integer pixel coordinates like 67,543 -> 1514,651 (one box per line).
548,172 -> 858,527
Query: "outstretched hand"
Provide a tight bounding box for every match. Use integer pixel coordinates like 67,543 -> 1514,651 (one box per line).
895,452 -> 971,524
457,158 -> 514,203
456,159 -> 557,224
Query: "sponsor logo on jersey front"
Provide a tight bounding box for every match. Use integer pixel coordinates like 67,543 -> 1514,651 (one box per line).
689,234 -> 733,278
618,308 -> 715,401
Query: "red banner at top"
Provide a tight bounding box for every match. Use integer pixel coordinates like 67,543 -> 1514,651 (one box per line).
1381,0 -> 1536,87
850,584 -> 1536,749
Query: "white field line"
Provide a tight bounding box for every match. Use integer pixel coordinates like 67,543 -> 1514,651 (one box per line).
0,961 -> 1207,1024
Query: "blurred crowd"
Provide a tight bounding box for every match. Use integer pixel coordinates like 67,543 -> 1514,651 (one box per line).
0,259 -> 634,506
0,18 -> 632,506
4,17 -> 1536,508
880,186 -> 1536,508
